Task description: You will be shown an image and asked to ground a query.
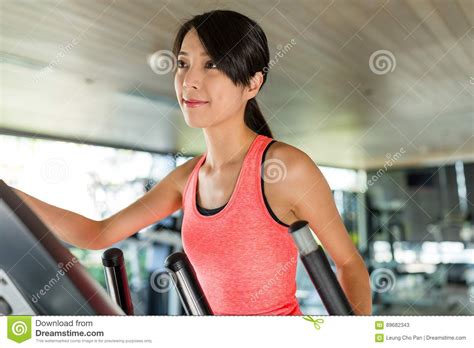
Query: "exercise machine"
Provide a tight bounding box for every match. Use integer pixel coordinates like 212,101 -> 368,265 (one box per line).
289,220 -> 354,315
0,180 -> 123,315
164,252 -> 213,315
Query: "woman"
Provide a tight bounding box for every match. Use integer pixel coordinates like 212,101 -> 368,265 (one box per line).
10,10 -> 371,316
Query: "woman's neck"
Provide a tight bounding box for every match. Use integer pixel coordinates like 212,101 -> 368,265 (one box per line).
202,124 -> 258,171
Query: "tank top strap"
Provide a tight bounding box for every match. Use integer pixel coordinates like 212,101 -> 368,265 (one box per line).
235,134 -> 274,200
182,153 -> 206,212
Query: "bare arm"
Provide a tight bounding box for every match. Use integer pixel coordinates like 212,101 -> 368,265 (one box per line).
96,167 -> 185,249
9,160 -> 191,250
269,145 -> 372,315
11,187 -> 103,249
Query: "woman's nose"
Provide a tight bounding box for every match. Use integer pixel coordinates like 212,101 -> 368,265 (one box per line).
183,67 -> 202,89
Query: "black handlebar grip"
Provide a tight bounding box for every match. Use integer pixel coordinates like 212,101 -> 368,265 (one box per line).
289,221 -> 354,315
164,252 -> 213,315
101,248 -> 134,315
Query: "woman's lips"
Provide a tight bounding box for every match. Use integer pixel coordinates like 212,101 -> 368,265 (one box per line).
182,98 -> 209,108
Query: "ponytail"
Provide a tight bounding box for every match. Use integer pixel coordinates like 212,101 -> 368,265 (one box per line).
244,98 -> 273,138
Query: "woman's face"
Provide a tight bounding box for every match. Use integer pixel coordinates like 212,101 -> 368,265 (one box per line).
174,28 -> 247,129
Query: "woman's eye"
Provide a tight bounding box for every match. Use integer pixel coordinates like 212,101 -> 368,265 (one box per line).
176,60 -> 187,68
205,61 -> 217,69
176,60 -> 216,69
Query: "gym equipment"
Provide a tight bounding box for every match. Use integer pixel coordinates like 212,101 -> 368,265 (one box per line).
164,252 -> 213,315
289,220 -> 354,315
102,248 -> 134,315
0,180 -> 124,315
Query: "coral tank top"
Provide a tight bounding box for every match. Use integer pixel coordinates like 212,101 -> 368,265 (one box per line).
181,134 -> 302,315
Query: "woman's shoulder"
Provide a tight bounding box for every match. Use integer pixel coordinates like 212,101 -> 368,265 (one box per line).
263,139 -> 324,202
265,139 -> 313,166
171,155 -> 203,195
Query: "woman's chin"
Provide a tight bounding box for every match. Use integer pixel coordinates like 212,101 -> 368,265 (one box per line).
183,116 -> 208,129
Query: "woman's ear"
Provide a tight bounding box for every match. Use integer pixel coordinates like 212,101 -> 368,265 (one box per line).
245,71 -> 264,100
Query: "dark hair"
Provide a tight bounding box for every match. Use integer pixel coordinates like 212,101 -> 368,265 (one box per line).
172,10 -> 273,138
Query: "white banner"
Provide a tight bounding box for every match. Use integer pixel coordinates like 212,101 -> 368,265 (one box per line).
0,315 -> 472,347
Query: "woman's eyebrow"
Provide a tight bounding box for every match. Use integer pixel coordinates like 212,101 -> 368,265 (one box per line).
178,50 -> 210,57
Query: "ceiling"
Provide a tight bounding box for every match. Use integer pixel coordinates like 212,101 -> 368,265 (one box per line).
1,0 -> 473,169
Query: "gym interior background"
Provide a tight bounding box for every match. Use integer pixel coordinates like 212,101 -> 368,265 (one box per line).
1,0 -> 473,315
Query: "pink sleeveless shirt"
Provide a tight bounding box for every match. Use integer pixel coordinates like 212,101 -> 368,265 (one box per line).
181,134 -> 302,315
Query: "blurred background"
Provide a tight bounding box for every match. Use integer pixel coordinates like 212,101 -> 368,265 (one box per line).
1,0 -> 473,315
